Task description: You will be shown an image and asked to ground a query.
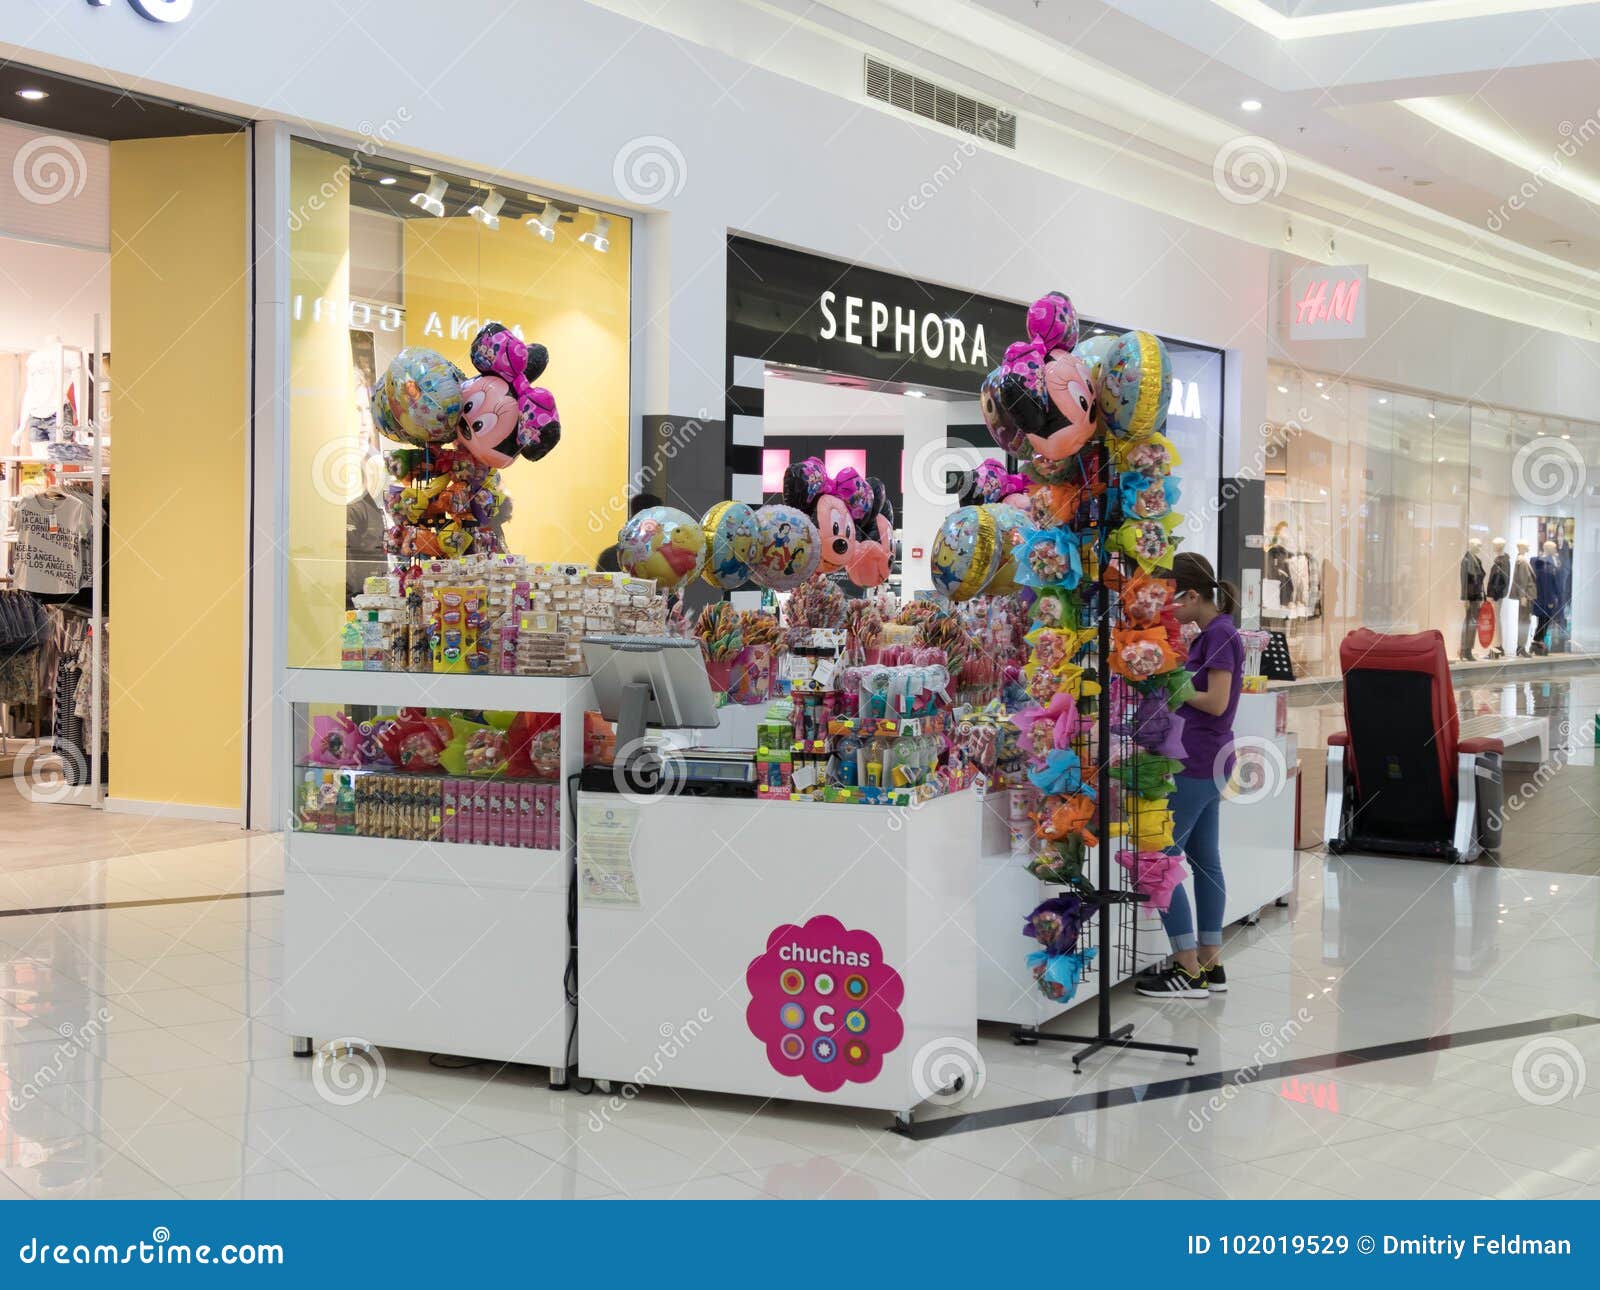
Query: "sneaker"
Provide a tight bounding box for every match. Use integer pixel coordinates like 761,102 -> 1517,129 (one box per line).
1203,963 -> 1228,993
1136,966 -> 1209,999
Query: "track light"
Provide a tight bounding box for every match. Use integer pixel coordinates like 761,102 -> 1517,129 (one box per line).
378,176 -> 396,186
579,214 -> 611,253
469,189 -> 505,230
527,203 -> 559,242
16,88 -> 48,102
410,175 -> 447,217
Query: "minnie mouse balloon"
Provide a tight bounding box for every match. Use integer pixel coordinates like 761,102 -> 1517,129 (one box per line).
1030,352 -> 1100,462
980,366 -> 1049,457
373,348 -> 463,446
700,500 -> 760,590
750,504 -> 821,591
1026,291 -> 1079,355
617,506 -> 707,590
456,324 -> 561,469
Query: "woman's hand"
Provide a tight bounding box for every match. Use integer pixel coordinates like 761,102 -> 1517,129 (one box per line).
1184,667 -> 1234,718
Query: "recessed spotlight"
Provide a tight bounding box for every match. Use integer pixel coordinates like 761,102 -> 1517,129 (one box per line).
409,175 -> 447,218
1240,98 -> 1262,112
527,203 -> 559,242
905,389 -> 926,399
468,189 -> 505,231
579,214 -> 612,253
1314,380 -> 1324,388
1377,396 -> 1388,404
15,88 -> 48,102
1437,456 -> 1446,463
1561,432 -> 1571,440
1320,393 -> 1330,400
1276,385 -> 1288,394
378,176 -> 397,186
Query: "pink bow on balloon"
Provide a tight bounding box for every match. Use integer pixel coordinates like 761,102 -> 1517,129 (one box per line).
820,466 -> 871,520
478,328 -> 559,449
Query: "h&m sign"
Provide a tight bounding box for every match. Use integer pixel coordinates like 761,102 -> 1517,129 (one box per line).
1288,263 -> 1367,341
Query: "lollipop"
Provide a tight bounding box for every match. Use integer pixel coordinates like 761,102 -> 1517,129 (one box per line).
617,506 -> 708,590
750,504 -> 821,591
372,347 -> 464,446
700,500 -> 760,590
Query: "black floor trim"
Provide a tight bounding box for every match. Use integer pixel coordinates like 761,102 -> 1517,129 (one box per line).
906,1012 -> 1600,1141
0,890 -> 283,919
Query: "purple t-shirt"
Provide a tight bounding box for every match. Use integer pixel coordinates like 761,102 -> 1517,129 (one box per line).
1180,613 -> 1244,779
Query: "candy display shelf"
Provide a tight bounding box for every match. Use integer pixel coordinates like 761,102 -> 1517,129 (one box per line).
281,666 -> 595,1085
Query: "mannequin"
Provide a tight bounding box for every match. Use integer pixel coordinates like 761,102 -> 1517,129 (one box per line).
1530,539 -> 1564,656
11,334 -> 79,455
1510,540 -> 1535,657
1485,536 -> 1510,659
1459,536 -> 1486,661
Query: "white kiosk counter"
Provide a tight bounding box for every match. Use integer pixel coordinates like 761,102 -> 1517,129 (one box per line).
576,790 -> 978,1126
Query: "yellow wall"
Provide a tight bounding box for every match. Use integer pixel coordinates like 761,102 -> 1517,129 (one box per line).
286,147 -> 355,669
402,215 -> 632,565
109,135 -> 248,812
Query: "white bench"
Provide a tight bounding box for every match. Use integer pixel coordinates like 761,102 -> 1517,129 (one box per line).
1458,713 -> 1550,765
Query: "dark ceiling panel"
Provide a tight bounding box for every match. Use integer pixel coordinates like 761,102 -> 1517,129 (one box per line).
0,63 -> 243,141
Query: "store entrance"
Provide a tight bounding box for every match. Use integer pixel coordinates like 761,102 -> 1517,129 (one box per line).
0,63 -> 246,825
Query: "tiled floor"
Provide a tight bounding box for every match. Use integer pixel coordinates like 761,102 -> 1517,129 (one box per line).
0,673 -> 1597,1200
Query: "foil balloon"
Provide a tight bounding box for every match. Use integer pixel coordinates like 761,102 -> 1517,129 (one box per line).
1030,352 -> 1101,462
979,365 -> 1050,457
372,347 -> 464,446
617,506 -> 708,590
984,503 -> 1029,598
1073,332 -> 1119,386
700,500 -> 760,590
929,505 -> 999,602
1026,291 -> 1079,355
750,504 -> 821,591
1099,330 -> 1172,441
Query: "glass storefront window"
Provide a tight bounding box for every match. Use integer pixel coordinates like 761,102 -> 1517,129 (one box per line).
286,140 -> 632,668
1265,362 -> 1596,675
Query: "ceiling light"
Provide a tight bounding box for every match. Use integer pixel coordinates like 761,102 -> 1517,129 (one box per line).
1276,385 -> 1288,394
409,175 -> 447,218
905,389 -> 926,399
1561,432 -> 1571,439
15,88 -> 48,102
579,214 -> 611,253
1377,397 -> 1388,404
1437,456 -> 1446,463
1314,381 -> 1324,388
468,189 -> 505,230
528,203 -> 559,242
1320,393 -> 1330,400
378,176 -> 397,186
1400,96 -> 1600,211
1240,99 -> 1262,112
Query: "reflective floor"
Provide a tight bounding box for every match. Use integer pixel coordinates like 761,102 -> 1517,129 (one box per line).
0,673 -> 1596,1200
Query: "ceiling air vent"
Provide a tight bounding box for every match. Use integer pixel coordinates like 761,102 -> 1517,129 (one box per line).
864,57 -> 1017,150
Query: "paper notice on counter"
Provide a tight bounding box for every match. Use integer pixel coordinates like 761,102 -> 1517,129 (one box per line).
578,801 -> 641,908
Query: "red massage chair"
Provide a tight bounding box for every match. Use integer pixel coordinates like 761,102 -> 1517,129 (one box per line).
1324,628 -> 1504,863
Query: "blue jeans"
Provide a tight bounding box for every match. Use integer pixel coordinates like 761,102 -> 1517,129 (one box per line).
1159,774 -> 1225,951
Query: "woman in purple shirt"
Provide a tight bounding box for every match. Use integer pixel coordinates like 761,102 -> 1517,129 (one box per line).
1137,553 -> 1243,1001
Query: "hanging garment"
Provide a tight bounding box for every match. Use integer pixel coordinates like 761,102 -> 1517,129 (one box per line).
13,491 -> 93,596
1459,550 -> 1486,601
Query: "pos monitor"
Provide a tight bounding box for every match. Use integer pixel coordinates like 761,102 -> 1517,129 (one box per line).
581,634 -> 719,751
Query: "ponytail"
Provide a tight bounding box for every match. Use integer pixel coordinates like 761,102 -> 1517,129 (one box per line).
1172,551 -> 1236,617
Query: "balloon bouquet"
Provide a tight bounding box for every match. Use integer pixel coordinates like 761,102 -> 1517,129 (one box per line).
937,290 -> 1192,1004
372,323 -> 561,559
